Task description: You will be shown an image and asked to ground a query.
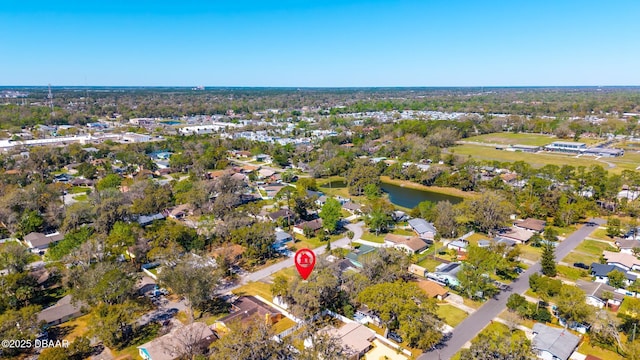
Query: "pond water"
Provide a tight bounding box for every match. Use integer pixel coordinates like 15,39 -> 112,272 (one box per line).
380,182 -> 463,209
161,121 -> 181,125
321,179 -> 463,209
320,180 -> 347,188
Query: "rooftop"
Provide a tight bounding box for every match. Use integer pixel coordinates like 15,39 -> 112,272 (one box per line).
407,218 -> 437,235
532,323 -> 580,360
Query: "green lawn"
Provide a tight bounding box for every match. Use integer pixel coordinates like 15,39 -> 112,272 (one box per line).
72,194 -> 89,201
232,281 -> 273,300
518,245 -> 542,262
417,257 -> 442,272
273,317 -> 297,334
449,144 -> 619,172
360,231 -> 386,243
68,186 -> 91,194
577,338 -> 625,360
464,133 -> 558,146
574,239 -> 617,256
556,265 -> 590,281
589,228 -> 613,241
562,251 -> 600,266
465,232 -> 490,246
436,305 -> 468,327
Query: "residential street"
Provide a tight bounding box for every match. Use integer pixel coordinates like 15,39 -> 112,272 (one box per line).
422,218 -> 605,360
223,221 -> 364,292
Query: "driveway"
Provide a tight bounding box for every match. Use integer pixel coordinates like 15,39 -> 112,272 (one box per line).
421,218 -> 605,360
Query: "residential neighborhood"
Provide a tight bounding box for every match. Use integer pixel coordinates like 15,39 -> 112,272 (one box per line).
2,86 -> 640,360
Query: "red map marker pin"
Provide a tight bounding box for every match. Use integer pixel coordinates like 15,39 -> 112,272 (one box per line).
294,248 -> 316,280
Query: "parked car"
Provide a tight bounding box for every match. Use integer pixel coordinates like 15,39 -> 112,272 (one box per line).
388,332 -> 403,343
573,262 -> 589,270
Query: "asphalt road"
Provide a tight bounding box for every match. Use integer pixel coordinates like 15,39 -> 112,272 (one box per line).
422,218 -> 605,360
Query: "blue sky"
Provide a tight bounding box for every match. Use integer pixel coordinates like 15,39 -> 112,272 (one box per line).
1,1 -> 639,86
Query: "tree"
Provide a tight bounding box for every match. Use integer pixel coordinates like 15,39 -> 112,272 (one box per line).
106,221 -> 137,258
434,201 -> 458,238
209,317 -> 294,359
607,218 -> 622,238
608,270 -> 627,289
270,274 -> 289,298
320,198 -> 342,234
468,191 -> 514,234
19,209 -> 44,234
346,160 -> 380,196
0,241 -> 32,273
540,242 -> 557,277
460,330 -> 535,360
61,201 -> 95,231
89,302 -> 138,349
591,309 -> 624,351
346,230 -> 354,248
96,173 -> 122,191
556,285 -> 593,325
358,281 -> 443,350
287,265 -> 347,320
363,183 -> 381,200
69,262 -> 138,306
0,306 -> 42,357
158,254 -> 221,320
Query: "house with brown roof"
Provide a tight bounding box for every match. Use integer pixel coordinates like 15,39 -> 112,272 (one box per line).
265,209 -> 296,224
24,232 -> 64,252
213,296 -> 283,333
514,218 -> 546,233
384,234 -> 429,254
138,322 -> 216,360
416,279 -> 449,300
293,219 -> 323,235
164,204 -> 193,219
497,227 -> 534,244
602,250 -> 640,271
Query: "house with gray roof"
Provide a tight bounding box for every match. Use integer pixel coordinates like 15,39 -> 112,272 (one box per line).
37,295 -> 85,327
576,279 -> 624,310
407,218 -> 436,241
24,232 -> 64,252
138,322 -> 216,360
532,323 -> 580,360
590,263 -> 637,287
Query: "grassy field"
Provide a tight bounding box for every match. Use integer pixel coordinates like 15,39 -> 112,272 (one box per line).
465,132 -> 603,146
436,304 -> 468,327
556,264 -> 590,281
450,143 -> 607,168
574,239 -> 617,256
232,281 -> 273,300
518,244 -> 542,262
68,186 -> 91,194
589,227 -> 613,241
273,317 -> 297,334
562,251 -> 600,266
577,337 -> 625,360
464,133 -> 558,146
417,257 -> 443,272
